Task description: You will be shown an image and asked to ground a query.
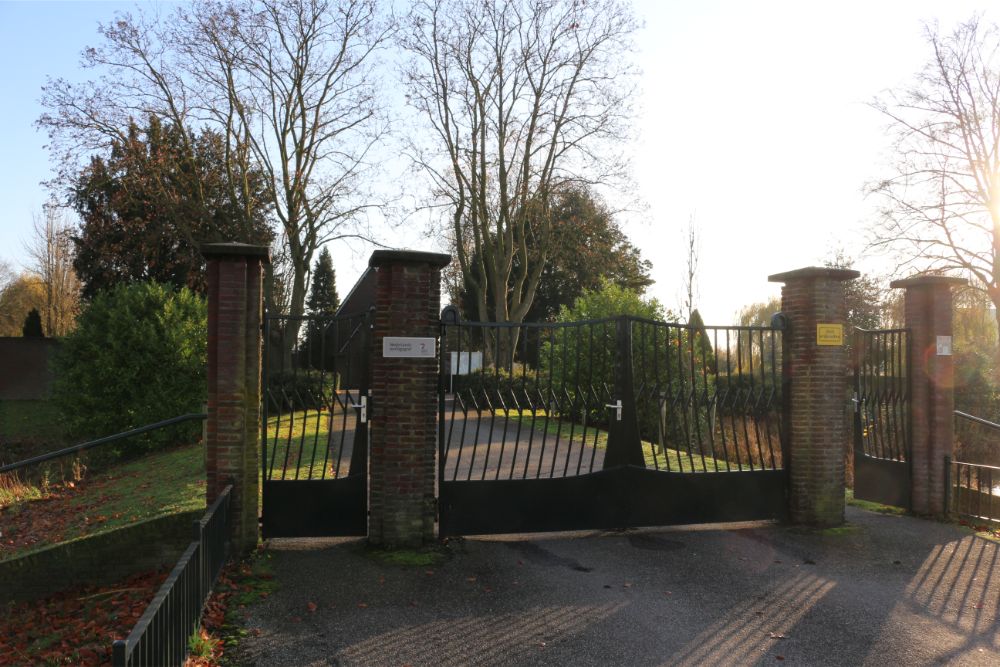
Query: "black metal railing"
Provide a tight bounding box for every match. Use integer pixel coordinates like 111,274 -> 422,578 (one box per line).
112,485 -> 232,667
0,413 -> 208,474
855,328 -> 909,462
949,411 -> 1000,523
631,318 -> 783,472
439,315 -> 783,482
263,312 -> 370,482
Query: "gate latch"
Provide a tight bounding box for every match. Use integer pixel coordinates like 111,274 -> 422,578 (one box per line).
606,399 -> 623,421
352,395 -> 368,423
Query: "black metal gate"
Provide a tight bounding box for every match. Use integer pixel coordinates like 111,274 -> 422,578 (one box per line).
853,328 -> 911,509
261,312 -> 370,537
438,315 -> 787,535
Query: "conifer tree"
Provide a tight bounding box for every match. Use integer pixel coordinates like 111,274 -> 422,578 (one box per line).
304,248 -> 340,369
22,308 -> 44,337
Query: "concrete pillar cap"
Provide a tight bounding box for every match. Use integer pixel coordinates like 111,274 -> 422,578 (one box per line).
889,275 -> 967,289
201,242 -> 271,264
768,266 -> 860,283
369,249 -> 451,268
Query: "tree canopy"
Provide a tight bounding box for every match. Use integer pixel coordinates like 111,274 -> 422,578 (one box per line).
39,0 -> 393,362
453,185 -> 651,322
401,0 -> 639,325
71,117 -> 272,298
868,16 -> 1000,333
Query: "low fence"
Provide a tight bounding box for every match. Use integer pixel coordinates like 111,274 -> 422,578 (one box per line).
112,485 -> 231,667
949,411 -> 1000,524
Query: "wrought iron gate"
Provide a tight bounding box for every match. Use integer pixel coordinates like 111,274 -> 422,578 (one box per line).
853,328 -> 911,509
261,312 -> 370,537
438,315 -> 787,535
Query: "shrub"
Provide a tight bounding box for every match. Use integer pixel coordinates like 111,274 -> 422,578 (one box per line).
52,282 -> 206,463
265,369 -> 338,412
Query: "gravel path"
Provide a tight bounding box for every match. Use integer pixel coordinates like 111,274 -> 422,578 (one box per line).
230,506 -> 1000,666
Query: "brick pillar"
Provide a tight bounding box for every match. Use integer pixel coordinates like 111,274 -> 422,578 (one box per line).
202,242 -> 270,553
889,275 -> 965,517
769,266 -> 859,526
368,250 -> 451,547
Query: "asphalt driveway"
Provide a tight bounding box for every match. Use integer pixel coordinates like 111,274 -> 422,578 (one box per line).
231,506 -> 1000,666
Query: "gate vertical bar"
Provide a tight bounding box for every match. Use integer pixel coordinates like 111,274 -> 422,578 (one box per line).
603,315 -> 644,468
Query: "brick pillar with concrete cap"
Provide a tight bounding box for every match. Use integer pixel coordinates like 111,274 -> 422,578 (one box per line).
890,275 -> 966,517
368,249 -> 451,547
202,242 -> 270,553
769,266 -> 859,526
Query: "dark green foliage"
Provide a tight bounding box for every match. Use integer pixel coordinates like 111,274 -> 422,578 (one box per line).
71,117 -> 273,299
451,367 -> 544,412
51,283 -> 207,463
303,247 -> 340,368
22,309 -> 44,337
264,370 -> 337,412
542,282 -> 670,434
306,248 -> 340,316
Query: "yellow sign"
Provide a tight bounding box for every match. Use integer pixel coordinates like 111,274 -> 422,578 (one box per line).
816,323 -> 844,346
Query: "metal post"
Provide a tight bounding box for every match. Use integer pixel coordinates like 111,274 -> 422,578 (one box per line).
944,455 -> 952,516
603,316 -> 644,468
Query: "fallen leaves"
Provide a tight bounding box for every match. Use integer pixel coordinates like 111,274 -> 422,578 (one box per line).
0,569 -> 165,667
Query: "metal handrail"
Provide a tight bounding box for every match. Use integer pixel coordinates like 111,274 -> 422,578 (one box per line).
954,410 -> 1000,432
0,413 -> 207,474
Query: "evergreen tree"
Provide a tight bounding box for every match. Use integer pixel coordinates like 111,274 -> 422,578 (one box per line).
304,248 -> 340,369
22,308 -> 44,337
306,248 -> 340,317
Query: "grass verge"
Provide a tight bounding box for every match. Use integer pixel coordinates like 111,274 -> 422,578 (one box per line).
1,443 -> 205,560
845,489 -> 908,516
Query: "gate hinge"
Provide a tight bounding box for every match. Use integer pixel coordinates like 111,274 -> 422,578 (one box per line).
605,399 -> 623,421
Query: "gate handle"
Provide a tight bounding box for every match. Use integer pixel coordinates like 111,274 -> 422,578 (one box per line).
851,392 -> 859,414
605,400 -> 623,422
351,395 -> 368,423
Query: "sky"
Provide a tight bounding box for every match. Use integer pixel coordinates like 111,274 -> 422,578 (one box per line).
0,0 -> 996,325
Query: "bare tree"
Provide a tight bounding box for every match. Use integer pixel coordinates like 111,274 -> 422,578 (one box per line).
681,215 -> 699,320
868,16 -> 1000,333
24,204 -> 81,336
400,0 -> 639,326
0,259 -> 13,295
0,273 -> 45,337
38,0 -> 393,353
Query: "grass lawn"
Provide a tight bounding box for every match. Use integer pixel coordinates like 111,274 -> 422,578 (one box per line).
264,409 -> 354,481
509,411 -> 754,473
0,443 -> 206,560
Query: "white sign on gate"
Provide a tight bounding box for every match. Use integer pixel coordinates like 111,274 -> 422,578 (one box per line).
449,351 -> 483,375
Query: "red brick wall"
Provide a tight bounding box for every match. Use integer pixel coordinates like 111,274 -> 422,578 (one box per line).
203,244 -> 268,553
771,267 -> 858,526
891,276 -> 964,517
0,338 -> 59,400
368,251 -> 449,547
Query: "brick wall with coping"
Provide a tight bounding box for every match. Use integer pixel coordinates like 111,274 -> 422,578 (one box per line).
890,275 -> 965,517
202,242 -> 269,553
0,510 -> 200,605
770,266 -> 858,527
367,250 -> 450,547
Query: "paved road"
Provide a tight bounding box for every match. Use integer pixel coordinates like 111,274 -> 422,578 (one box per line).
231,507 -> 1000,666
